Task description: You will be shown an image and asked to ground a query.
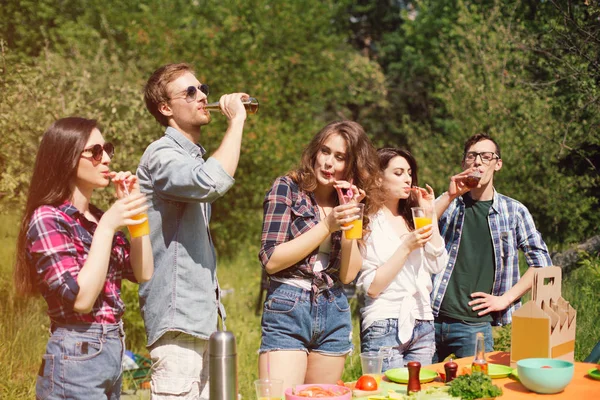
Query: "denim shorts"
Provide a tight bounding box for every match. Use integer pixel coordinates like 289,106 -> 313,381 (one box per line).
36,322 -> 125,400
360,318 -> 435,370
259,281 -> 353,356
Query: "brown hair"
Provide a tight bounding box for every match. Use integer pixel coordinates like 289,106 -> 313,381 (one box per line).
289,120 -> 383,237
463,133 -> 502,160
144,63 -> 195,127
376,147 -> 421,230
14,117 -> 98,296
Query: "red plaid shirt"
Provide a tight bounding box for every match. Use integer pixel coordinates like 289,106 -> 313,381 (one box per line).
258,176 -> 342,294
26,201 -> 134,324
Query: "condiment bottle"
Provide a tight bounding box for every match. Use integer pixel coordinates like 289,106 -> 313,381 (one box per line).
444,359 -> 458,383
471,332 -> 489,374
407,361 -> 421,394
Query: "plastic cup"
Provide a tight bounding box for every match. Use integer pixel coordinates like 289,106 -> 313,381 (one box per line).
411,206 -> 433,230
343,203 -> 365,240
122,183 -> 150,238
360,351 -> 384,383
128,213 -> 150,238
254,378 -> 283,400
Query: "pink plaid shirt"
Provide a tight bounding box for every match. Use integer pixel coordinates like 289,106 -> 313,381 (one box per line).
26,201 -> 134,324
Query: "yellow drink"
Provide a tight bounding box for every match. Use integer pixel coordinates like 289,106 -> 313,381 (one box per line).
344,218 -> 363,239
414,217 -> 432,229
127,213 -> 150,238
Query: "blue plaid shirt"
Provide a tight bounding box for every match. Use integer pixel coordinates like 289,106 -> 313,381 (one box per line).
431,190 -> 552,326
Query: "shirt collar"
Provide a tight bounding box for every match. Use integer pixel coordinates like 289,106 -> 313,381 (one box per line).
458,188 -> 499,213
164,126 -> 207,158
58,200 -> 103,221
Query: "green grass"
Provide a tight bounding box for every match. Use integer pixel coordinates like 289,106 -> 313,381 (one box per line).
1,212 -> 599,399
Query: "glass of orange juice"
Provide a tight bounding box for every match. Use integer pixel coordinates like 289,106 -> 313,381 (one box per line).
411,206 -> 433,230
122,183 -> 150,238
343,203 -> 365,240
254,378 -> 283,400
128,213 -> 150,238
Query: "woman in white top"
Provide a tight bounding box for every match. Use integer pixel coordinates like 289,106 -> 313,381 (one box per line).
358,148 -> 449,369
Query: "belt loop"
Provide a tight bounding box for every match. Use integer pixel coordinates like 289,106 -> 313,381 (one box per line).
101,324 -> 108,342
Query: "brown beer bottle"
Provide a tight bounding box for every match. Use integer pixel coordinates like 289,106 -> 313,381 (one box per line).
407,361 -> 421,394
205,97 -> 259,114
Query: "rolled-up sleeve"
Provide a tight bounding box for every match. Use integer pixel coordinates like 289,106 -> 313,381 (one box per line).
516,204 -> 552,267
143,142 -> 235,203
356,250 -> 379,296
423,242 -> 449,274
258,177 -> 293,268
27,208 -> 81,310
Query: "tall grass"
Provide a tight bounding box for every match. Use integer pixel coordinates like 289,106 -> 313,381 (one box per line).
1,212 -> 599,398
0,214 -> 48,398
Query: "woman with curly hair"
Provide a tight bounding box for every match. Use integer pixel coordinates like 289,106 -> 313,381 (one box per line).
258,120 -> 381,391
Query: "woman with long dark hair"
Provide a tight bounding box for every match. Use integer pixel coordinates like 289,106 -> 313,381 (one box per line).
358,148 -> 448,369
14,117 -> 153,399
258,121 -> 382,391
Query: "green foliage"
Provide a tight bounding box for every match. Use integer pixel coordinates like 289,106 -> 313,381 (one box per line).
347,0 -> 600,244
562,256 -> 600,361
0,0 -> 388,256
0,214 -> 47,399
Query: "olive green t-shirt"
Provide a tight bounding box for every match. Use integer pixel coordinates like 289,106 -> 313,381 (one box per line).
439,195 -> 494,322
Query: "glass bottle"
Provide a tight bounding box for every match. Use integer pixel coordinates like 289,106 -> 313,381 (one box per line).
471,332 -> 489,374
205,97 -> 259,114
406,361 -> 421,394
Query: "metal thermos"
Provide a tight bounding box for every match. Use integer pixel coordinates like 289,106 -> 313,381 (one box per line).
209,331 -> 238,400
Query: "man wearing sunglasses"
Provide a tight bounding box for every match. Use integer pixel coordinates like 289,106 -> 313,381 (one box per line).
430,133 -> 552,363
137,63 -> 249,399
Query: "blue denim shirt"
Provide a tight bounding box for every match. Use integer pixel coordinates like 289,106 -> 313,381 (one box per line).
431,190 -> 552,326
137,127 -> 235,346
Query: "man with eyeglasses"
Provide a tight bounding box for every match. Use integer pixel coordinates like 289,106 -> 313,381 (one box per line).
136,63 -> 249,399
431,133 -> 552,362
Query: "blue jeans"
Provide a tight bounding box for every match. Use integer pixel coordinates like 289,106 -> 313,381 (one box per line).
360,319 -> 436,370
433,316 -> 494,363
260,281 -> 353,356
36,322 -> 125,400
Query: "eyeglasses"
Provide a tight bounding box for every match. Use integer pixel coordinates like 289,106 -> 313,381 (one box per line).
464,151 -> 499,164
81,143 -> 115,161
170,84 -> 209,103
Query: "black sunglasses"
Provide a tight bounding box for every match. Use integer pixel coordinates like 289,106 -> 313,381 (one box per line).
172,84 -> 210,103
81,143 -> 115,161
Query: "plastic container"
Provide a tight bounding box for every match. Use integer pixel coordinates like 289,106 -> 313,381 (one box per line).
285,384 -> 351,400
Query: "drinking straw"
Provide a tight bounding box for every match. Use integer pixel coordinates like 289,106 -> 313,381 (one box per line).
335,178 -> 354,205
121,180 -> 130,196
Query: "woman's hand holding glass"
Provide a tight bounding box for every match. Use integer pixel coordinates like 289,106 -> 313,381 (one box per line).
322,180 -> 366,238
404,223 -> 433,251
100,172 -> 149,235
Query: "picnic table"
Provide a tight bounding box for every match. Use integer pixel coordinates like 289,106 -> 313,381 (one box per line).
371,351 -> 597,398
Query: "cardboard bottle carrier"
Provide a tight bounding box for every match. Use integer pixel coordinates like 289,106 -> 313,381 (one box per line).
510,266 -> 576,368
